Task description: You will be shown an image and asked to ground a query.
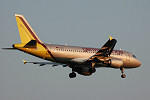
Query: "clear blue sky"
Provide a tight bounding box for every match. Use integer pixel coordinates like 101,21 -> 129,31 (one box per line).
0,0 -> 150,100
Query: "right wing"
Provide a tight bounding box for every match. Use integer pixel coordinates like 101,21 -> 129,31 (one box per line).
87,36 -> 117,62
23,60 -> 67,67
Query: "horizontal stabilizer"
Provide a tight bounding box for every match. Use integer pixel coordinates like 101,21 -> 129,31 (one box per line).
2,48 -> 17,50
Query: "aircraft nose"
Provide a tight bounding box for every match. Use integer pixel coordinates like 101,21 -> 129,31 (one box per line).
135,59 -> 141,67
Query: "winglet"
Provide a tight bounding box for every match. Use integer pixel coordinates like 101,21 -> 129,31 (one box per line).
23,60 -> 27,64
109,36 -> 114,41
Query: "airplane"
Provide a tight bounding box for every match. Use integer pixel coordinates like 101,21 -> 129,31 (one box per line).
3,14 -> 141,78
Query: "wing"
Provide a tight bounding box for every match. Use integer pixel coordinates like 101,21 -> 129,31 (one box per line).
23,60 -> 67,67
87,36 -> 117,62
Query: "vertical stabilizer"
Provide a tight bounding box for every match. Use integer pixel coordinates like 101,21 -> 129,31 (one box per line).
15,14 -> 42,43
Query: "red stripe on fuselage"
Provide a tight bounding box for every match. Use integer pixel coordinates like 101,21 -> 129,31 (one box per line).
18,16 -> 41,43
40,44 -> 58,62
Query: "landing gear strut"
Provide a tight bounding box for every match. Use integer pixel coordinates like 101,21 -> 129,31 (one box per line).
89,62 -> 96,74
120,68 -> 126,78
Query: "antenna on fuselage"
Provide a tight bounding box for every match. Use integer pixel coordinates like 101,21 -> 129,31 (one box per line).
65,43 -> 68,46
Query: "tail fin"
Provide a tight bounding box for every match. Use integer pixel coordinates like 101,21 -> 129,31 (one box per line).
15,14 -> 42,43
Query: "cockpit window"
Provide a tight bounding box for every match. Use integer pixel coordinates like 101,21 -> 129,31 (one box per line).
133,55 -> 136,58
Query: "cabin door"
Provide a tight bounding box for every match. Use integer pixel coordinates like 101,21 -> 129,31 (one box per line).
126,53 -> 130,61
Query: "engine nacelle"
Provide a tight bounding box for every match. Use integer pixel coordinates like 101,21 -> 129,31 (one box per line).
109,58 -> 123,68
74,67 -> 92,76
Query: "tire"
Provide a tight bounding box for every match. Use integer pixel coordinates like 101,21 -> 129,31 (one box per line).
121,74 -> 126,78
69,72 -> 76,78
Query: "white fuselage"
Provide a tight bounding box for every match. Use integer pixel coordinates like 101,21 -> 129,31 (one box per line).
43,43 -> 141,68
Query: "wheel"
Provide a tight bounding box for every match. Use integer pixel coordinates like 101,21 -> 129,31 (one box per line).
69,72 -> 76,78
89,68 -> 96,73
121,74 -> 126,78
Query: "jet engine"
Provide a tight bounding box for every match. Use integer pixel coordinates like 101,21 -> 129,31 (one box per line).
109,58 -> 123,68
74,67 -> 92,76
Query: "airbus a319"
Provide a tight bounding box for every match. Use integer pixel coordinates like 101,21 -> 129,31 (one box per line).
3,14 -> 141,78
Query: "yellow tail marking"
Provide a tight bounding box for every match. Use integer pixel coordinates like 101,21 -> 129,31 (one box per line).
15,14 -> 42,43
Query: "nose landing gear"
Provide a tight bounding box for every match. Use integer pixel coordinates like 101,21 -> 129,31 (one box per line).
120,68 -> 126,78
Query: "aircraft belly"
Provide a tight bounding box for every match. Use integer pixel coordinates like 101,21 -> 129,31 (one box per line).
55,57 -> 72,63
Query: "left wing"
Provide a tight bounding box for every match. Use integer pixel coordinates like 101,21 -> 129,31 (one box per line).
23,60 -> 67,67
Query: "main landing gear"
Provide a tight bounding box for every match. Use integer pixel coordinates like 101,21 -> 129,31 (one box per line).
89,63 -> 96,73
69,67 -> 76,78
120,68 -> 126,78
69,72 -> 76,78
